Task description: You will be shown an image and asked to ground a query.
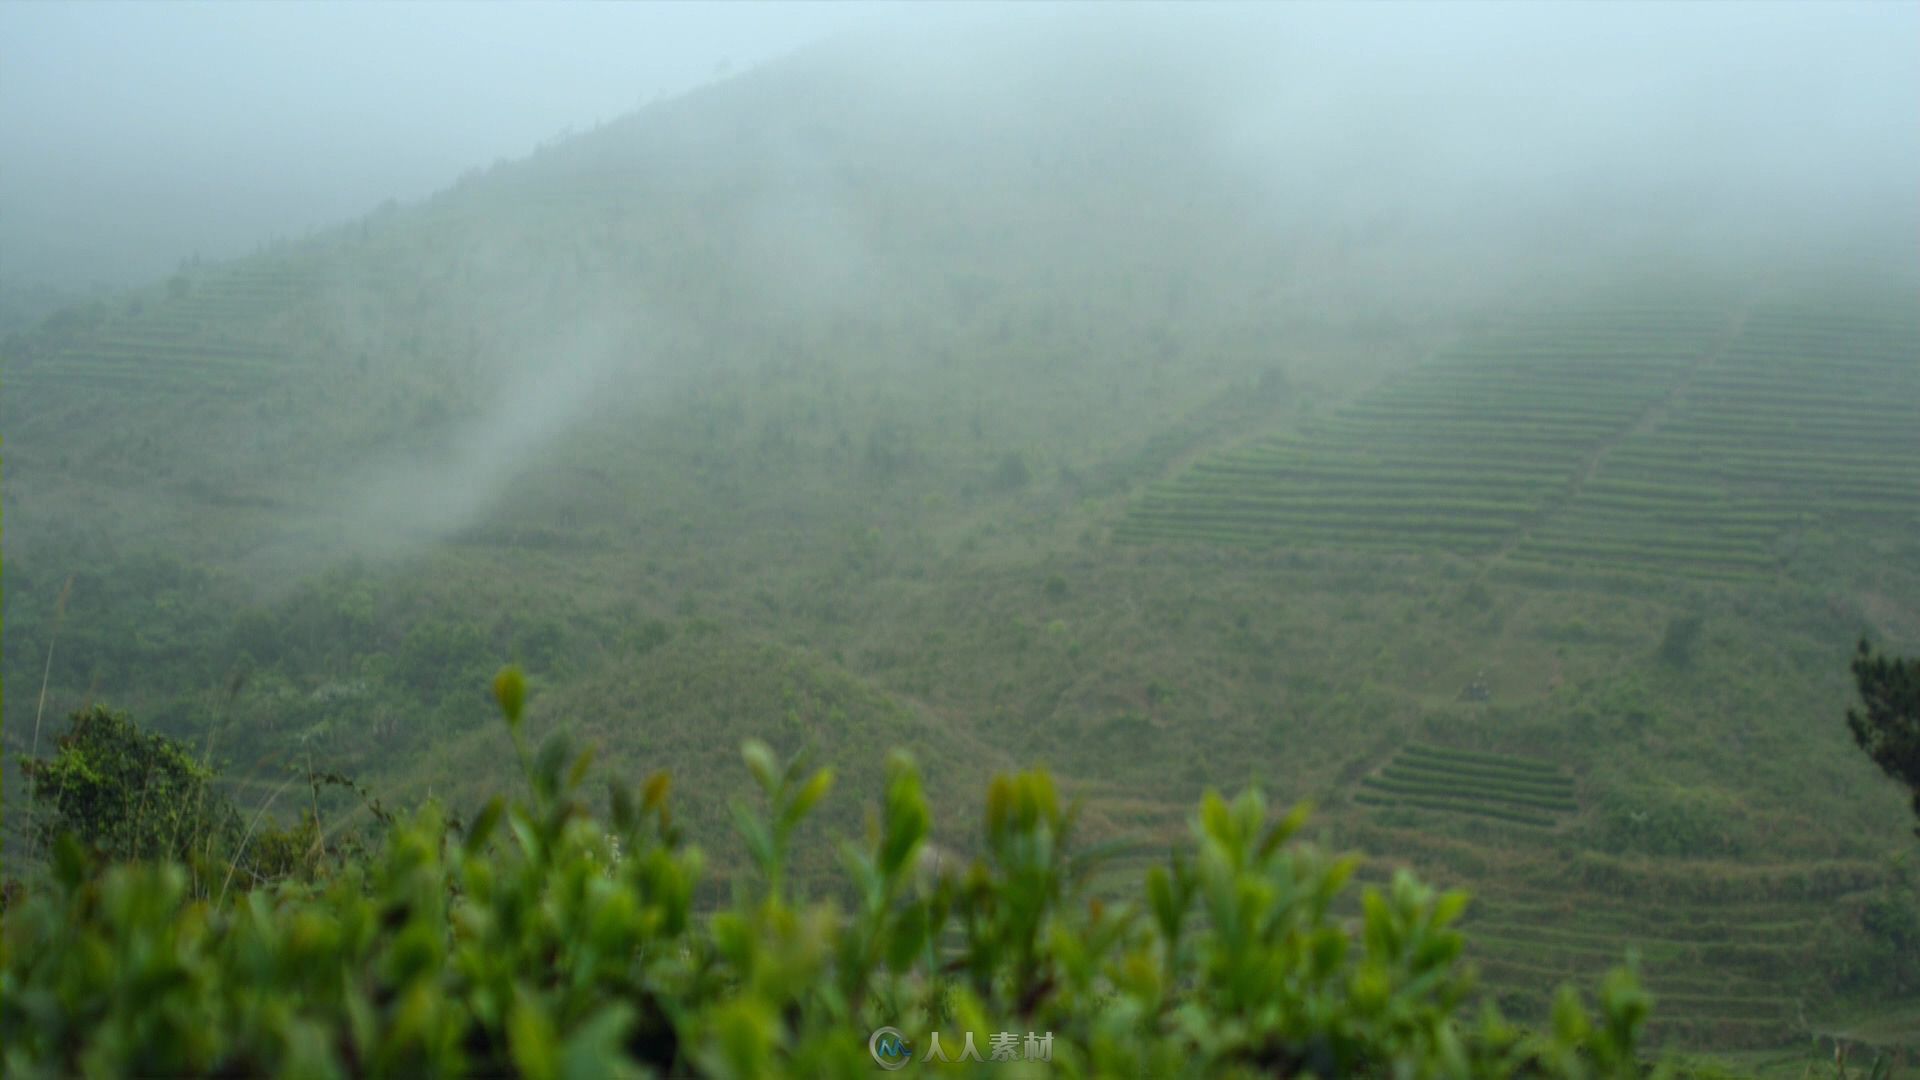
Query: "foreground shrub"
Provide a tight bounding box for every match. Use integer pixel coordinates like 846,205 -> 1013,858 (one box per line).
2,669 -> 1658,1077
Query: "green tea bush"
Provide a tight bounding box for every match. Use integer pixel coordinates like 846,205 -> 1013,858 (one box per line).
3,669 -> 1662,1077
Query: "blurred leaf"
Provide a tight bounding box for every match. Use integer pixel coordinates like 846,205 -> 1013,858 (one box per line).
558,1004 -> 637,1080
508,987 -> 559,1080
464,797 -> 505,856
492,666 -> 527,729
641,771 -> 671,812
783,768 -> 833,829
741,741 -> 778,797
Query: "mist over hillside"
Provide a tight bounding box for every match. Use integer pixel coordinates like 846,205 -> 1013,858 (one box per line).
16,4 -> 1915,570
5,5 -> 1920,1061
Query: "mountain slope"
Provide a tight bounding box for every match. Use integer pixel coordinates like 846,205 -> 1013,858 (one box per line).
4,18 -> 1919,1057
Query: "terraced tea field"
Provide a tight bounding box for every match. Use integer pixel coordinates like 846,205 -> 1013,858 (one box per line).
1114,300 -> 1731,555
1120,292 -> 1920,585
1076,727 -> 1898,1058
1353,744 -> 1578,828
3,262 -> 322,397
1512,299 -> 1920,582
1462,886 -> 1822,1050
1346,809 -> 1882,1053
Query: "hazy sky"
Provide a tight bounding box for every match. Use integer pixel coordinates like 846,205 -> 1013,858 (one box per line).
4,2 -> 1916,293
0,2 -> 918,288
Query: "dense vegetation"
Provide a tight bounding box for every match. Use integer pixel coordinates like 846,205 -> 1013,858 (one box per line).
5,652 -> 1918,1076
4,678 -> 1666,1077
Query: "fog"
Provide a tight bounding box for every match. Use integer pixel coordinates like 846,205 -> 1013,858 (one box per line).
9,3 -> 1915,297
332,313 -> 640,560
9,2 -> 1920,566
0,2 -> 903,294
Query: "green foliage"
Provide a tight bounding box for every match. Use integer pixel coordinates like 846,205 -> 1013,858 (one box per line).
1460,581 -> 1495,611
1587,784 -> 1745,859
625,617 -> 673,657
1845,637 -> 1920,838
21,705 -> 237,866
1839,858 -> 1920,997
7,553 -> 229,701
990,450 -> 1032,492
397,616 -> 490,704
1360,747 -> 1579,829
16,708 -> 394,900
0,679 -> 1665,1078
235,810 -> 329,886
1568,676 -> 1661,737
1857,883 -> 1920,956
1656,614 -> 1705,669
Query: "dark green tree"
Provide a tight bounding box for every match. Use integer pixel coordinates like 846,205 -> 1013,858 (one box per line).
1846,638 -> 1920,838
23,705 -> 238,864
